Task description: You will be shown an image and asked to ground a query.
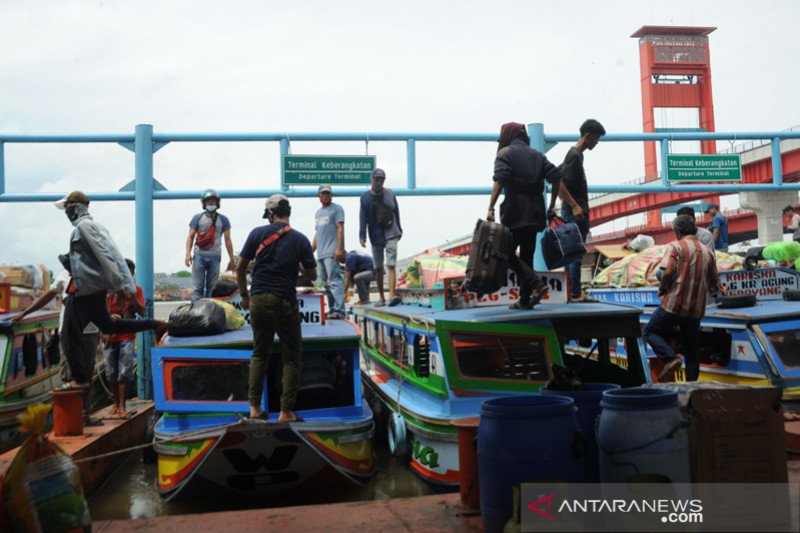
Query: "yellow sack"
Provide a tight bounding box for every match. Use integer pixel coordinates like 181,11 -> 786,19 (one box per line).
211,299 -> 246,331
4,404 -> 91,533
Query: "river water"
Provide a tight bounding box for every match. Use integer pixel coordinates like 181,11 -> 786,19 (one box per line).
87,301 -> 434,520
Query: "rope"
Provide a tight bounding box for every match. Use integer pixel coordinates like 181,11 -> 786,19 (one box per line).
69,419 -> 246,465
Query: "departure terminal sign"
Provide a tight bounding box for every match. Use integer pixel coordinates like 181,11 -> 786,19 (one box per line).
666,154 -> 742,182
282,155 -> 376,185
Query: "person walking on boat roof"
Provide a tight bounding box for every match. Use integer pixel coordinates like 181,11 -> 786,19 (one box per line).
676,206 -> 715,251
104,258 -> 144,418
644,215 -> 720,382
236,194 -> 317,422
312,185 -> 346,319
185,189 -> 235,301
704,203 -> 728,252
487,122 -> 577,309
55,191 -> 165,390
359,168 -> 402,307
559,119 -> 605,301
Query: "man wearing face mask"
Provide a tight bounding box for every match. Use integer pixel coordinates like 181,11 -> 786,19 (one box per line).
312,185 -> 346,319
236,194 -> 317,422
55,191 -> 165,390
185,189 -> 235,301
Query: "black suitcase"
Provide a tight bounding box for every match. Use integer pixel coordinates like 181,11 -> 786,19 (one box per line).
465,219 -> 512,296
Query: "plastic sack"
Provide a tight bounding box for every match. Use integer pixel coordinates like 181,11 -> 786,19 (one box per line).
211,279 -> 238,298
167,300 -> 227,337
3,403 -> 91,533
210,299 -> 246,331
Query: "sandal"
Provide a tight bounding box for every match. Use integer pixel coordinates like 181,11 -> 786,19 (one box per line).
509,301 -> 533,310
109,405 -> 120,416
530,285 -> 550,306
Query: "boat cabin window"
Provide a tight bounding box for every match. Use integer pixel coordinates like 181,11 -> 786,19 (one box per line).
169,362 -> 250,402
413,334 -> 430,378
22,333 -> 39,376
267,349 -> 356,411
452,333 -> 549,382
45,331 -> 60,367
390,329 -> 409,368
767,329 -> 800,369
697,328 -> 732,366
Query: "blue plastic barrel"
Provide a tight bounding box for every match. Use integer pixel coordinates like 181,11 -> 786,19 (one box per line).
478,396 -> 585,533
597,387 -> 690,484
542,383 -> 621,482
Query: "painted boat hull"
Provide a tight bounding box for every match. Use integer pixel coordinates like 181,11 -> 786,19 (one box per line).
155,417 -> 375,501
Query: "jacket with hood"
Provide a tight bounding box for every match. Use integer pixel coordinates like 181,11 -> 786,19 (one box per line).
67,204 -> 136,296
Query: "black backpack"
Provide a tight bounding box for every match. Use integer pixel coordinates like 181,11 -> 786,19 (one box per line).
374,194 -> 395,229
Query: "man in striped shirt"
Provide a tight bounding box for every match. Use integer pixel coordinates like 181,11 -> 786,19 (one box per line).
644,215 -> 720,381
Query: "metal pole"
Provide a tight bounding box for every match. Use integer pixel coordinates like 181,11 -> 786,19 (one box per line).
0,142 -> 5,195
134,124 -> 155,400
660,138 -> 670,187
406,139 -> 416,189
772,137 -> 783,186
528,123 -> 545,152
280,138 -> 290,192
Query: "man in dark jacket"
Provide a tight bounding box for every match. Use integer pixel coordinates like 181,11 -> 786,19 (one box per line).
486,122 -> 578,309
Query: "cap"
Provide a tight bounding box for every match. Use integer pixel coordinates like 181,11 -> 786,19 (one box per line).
263,194 -> 289,218
318,185 -> 332,194
371,168 -> 386,179
54,191 -> 90,210
704,202 -> 719,213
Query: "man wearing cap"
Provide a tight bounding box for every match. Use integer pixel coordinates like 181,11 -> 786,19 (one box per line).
236,194 -> 317,422
704,203 -> 728,252
312,185 -> 346,319
185,189 -> 235,301
783,205 -> 800,242
676,206 -> 715,251
359,168 -> 402,306
644,215 -> 720,382
55,191 -> 164,390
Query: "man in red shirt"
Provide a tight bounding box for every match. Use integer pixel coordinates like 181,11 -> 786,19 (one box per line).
644,215 -> 720,381
104,259 -> 145,417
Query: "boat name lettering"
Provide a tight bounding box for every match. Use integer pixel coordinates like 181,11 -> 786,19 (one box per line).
412,440 -> 440,468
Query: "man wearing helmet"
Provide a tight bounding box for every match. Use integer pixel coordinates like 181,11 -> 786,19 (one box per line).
185,189 -> 235,301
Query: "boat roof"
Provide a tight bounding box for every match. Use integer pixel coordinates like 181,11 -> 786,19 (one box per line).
700,300 -> 800,322
352,301 -> 641,325
0,309 -> 58,326
162,319 -> 359,348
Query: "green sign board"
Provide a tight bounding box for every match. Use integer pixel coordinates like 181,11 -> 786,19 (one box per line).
665,154 -> 742,182
282,155 -> 376,185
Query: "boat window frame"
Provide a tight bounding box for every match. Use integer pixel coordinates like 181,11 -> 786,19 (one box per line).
756,320 -> 800,384
437,321 -> 561,392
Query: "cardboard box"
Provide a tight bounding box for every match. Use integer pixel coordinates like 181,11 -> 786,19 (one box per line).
0,265 -> 35,288
647,382 -> 787,483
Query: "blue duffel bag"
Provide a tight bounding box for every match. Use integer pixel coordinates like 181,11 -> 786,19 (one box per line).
541,216 -> 587,270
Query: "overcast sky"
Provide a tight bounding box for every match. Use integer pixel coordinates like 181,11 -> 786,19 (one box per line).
2,0 -> 799,275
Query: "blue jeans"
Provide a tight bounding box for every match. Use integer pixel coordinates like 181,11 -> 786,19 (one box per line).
192,253 -> 221,301
643,306 -> 701,381
561,206 -> 590,298
317,257 -> 345,314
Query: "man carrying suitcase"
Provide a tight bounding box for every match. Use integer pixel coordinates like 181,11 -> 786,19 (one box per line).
486,122 -> 578,309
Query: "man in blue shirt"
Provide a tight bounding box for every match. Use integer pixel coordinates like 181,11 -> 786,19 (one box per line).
705,203 -> 729,252
344,250 -> 375,304
185,189 -> 235,301
359,168 -> 402,306
236,194 -> 317,422
312,185 -> 346,319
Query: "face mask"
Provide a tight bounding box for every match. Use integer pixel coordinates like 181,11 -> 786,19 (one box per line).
205,205 -> 218,213
65,203 -> 83,223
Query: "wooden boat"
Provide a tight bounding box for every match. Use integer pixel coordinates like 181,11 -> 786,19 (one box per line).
0,309 -> 62,452
589,267 -> 800,403
353,293 -> 651,488
152,294 -> 374,501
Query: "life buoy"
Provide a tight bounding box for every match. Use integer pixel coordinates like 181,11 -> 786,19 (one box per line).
387,412 -> 408,457
783,289 -> 800,301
